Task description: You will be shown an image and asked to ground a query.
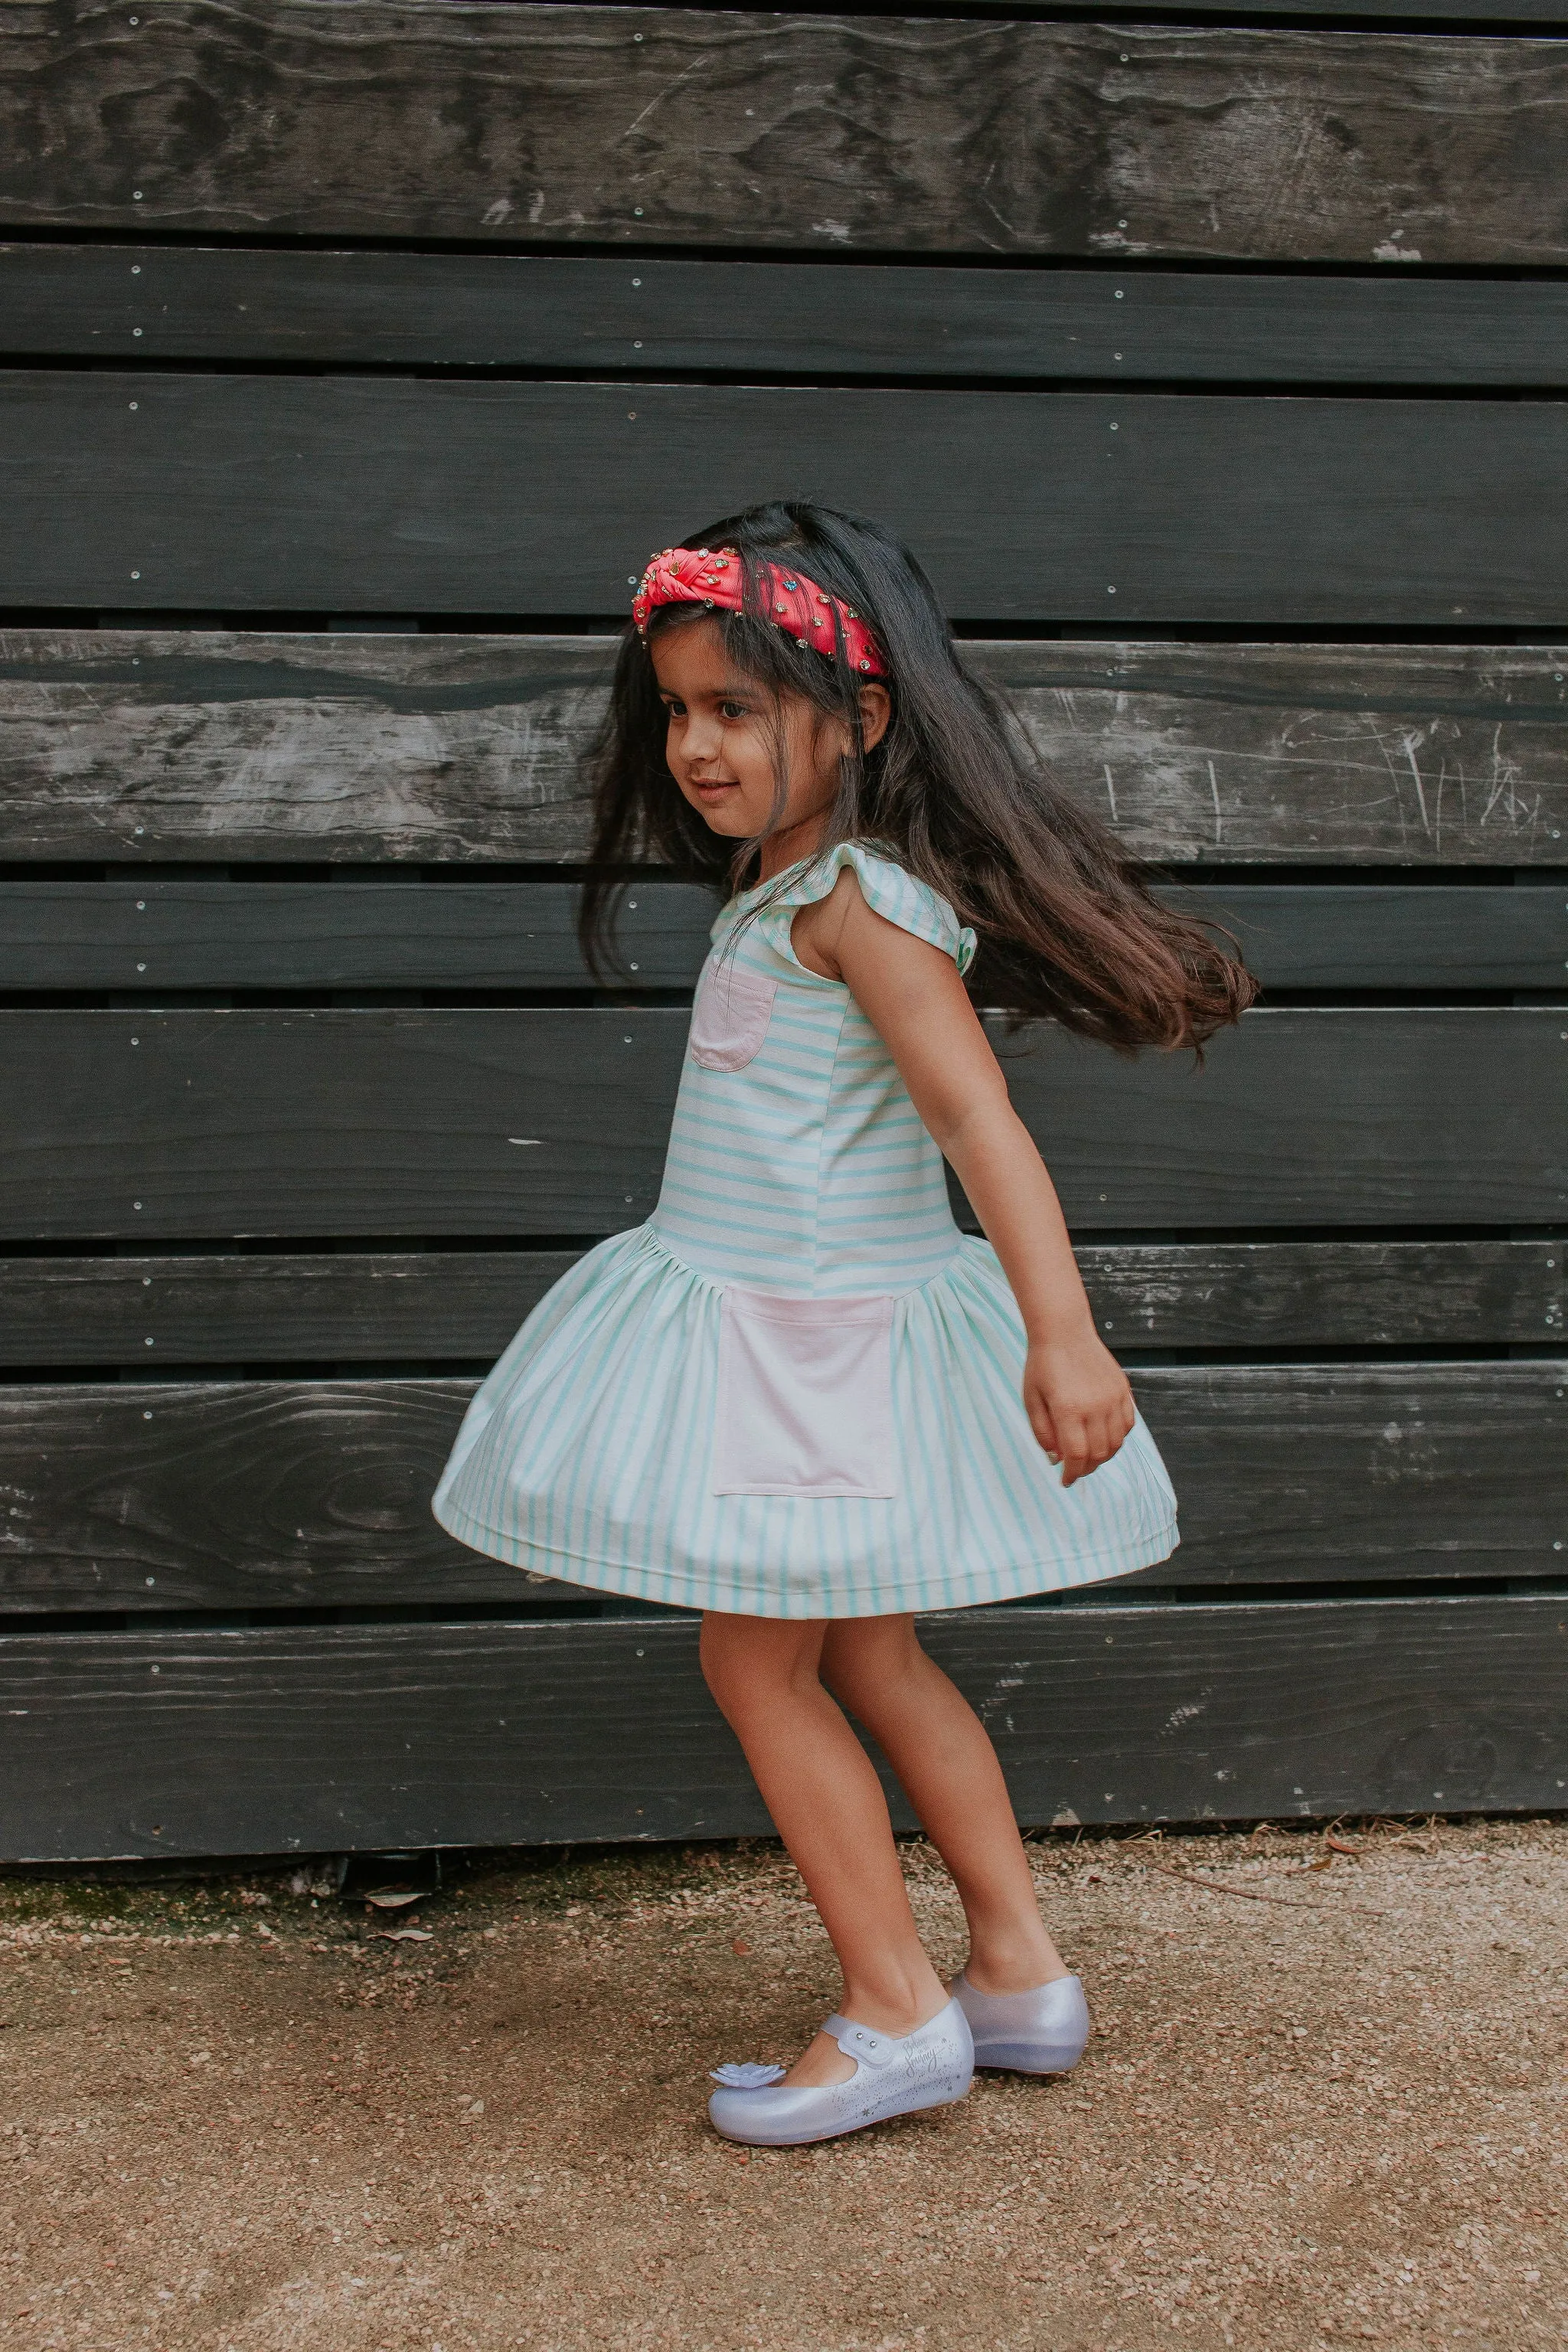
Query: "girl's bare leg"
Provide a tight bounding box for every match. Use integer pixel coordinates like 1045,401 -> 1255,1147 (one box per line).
821,1615 -> 1068,1995
699,1611 -> 950,2087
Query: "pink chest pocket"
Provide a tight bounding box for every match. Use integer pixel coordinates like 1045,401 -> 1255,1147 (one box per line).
689,958 -> 778,1073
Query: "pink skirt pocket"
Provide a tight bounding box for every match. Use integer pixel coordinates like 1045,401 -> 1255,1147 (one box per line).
713,1289 -> 897,1498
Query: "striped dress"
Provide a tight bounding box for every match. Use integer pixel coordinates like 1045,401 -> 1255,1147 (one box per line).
433,843 -> 1178,1617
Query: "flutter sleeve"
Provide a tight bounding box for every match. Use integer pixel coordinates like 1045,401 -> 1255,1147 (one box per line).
754,841 -> 977,976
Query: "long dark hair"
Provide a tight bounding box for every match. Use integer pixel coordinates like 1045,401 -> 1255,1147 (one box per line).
580,500 -> 1256,1052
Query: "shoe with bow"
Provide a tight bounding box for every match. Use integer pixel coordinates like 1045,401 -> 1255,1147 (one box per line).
707,1998 -> 975,2147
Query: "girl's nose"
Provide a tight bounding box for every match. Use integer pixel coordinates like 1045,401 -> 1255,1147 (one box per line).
684,712 -> 725,764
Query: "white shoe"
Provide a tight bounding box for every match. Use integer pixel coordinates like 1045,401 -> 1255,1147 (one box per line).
707,1997 -> 975,2147
950,1968 -> 1091,2074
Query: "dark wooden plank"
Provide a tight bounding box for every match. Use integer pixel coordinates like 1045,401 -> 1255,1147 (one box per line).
4,878 -> 1562,992
0,631 -> 610,863
0,1251 -> 586,1366
1131,1363 -> 1568,1590
0,1379 -> 581,1612
9,246 -> 1568,388
5,372 -> 1568,626
1001,1009 -> 1566,1228
995,643 -> 1568,867
0,1007 -> 673,1239
976,0 -> 1568,14
0,1008 -> 1561,1238
3,633 -> 1566,867
1,1364 -> 1561,1613
1087,1242 -> 1565,1351
0,880 -> 720,992
2,1240 -> 1557,1367
5,8 -> 1568,264
1158,886 -> 1566,991
1,1596 -> 1562,1857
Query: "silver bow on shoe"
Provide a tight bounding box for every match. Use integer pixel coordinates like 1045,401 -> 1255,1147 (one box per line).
707,1998 -> 975,2148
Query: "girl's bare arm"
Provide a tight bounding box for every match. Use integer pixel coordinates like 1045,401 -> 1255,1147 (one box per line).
794,873 -> 1134,1485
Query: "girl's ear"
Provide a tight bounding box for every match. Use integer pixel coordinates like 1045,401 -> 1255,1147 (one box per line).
858,681 -> 891,753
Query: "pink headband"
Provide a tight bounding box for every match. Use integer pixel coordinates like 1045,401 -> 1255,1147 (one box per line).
631,545 -> 887,677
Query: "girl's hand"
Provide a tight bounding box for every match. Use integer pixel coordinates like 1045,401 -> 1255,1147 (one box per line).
1024,1330 -> 1135,1486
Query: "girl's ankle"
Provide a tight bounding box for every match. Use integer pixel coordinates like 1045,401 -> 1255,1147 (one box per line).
962,1941 -> 1070,1997
838,1969 -> 951,2040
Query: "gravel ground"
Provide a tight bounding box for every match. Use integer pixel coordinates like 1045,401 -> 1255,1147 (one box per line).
0,1817 -> 1563,2352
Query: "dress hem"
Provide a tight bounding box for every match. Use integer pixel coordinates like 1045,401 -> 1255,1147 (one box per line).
432,1492 -> 1180,1622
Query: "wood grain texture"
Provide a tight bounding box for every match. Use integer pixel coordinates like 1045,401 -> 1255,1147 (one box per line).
1,1243 -> 1559,1367
991,642 -> 1568,865
1,1008 -> 1562,1238
3,634 -> 1566,865
1,1596 -> 1562,1857
0,1379 -> 582,1610
5,7 -> 1568,263
1086,1241 -> 1566,1352
6,372 -> 1567,625
1,1364 -> 1561,1612
952,0 -> 1568,15
11,244 -> 1568,387
4,877 -> 1562,993
1132,1364 -> 1568,1589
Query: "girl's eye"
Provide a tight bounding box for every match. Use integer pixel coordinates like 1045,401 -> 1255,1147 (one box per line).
664,699 -> 686,717
720,701 -> 747,720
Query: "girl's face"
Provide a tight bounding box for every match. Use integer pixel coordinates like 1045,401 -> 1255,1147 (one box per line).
652,617 -> 888,858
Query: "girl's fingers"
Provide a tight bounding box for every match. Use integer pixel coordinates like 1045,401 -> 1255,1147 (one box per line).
1056,1406 -> 1134,1485
1056,1415 -> 1093,1485
1024,1388 -> 1063,1463
1024,1381 -> 1136,1479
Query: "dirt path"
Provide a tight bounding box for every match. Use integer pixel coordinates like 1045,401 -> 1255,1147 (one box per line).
1,1818 -> 1563,2351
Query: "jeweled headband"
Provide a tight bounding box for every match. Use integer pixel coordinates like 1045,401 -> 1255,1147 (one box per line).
631,545 -> 887,677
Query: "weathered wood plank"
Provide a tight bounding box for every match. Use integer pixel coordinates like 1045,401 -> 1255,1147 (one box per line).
5,7 -> 1568,264
4,878 -> 1562,993
6,373 -> 1567,624
1129,1364 -> 1568,1590
0,1364 -> 1561,1612
0,880 -> 720,992
0,632 -> 609,863
1086,1242 -> 1565,1352
991,644 -> 1568,865
0,1251 -> 586,1365
10,245 -> 1568,387
1,1597 -> 1562,1857
2,634 -> 1565,866
961,0 -> 1568,15
0,1378 -> 581,1611
1,1242 -> 1559,1367
0,1009 -> 1561,1237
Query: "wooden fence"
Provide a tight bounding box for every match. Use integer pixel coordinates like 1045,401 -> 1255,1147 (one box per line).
0,0 -> 1563,1860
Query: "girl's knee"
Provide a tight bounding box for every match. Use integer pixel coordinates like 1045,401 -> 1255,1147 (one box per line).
698,1612 -> 825,1717
820,1614 -> 926,1707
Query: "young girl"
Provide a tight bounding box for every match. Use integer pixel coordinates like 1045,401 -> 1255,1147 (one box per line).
433,501 -> 1253,2148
